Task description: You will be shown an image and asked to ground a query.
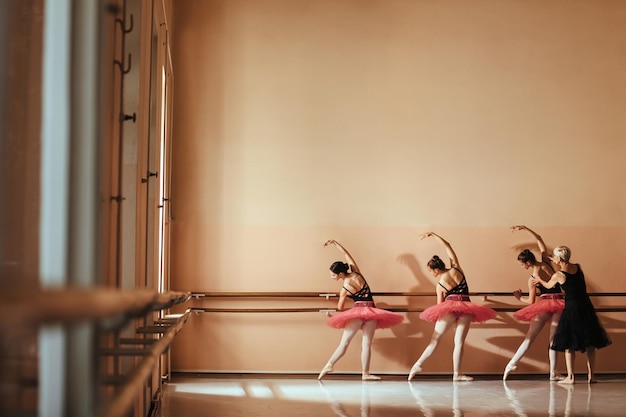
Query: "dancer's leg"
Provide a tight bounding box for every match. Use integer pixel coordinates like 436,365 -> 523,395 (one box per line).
452,315 -> 473,381
319,319 -> 362,380
360,320 -> 380,380
558,349 -> 575,384
504,313 -> 549,381
586,347 -> 596,383
548,313 -> 563,380
408,314 -> 455,380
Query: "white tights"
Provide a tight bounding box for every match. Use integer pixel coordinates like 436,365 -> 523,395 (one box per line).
326,319 -> 377,375
508,312 -> 561,373
412,314 -> 472,376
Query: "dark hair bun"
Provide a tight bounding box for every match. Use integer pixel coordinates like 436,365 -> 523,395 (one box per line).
329,261 -> 350,274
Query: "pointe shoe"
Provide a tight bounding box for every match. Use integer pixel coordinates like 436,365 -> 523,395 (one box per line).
503,363 -> 517,381
318,363 -> 333,380
453,374 -> 474,382
408,364 -> 422,381
362,374 -> 382,381
558,376 -> 575,385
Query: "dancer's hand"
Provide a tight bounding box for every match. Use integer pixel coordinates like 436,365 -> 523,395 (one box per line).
323,239 -> 336,247
510,225 -> 527,232
418,232 -> 434,240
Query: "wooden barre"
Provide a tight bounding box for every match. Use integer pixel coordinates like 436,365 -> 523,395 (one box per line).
0,289 -> 192,329
192,306 -> 626,313
97,309 -> 192,417
191,291 -> 626,298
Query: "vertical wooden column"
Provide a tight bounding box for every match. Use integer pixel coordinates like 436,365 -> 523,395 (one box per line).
39,0 -> 104,416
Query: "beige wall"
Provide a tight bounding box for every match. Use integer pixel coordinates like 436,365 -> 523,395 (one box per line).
169,0 -> 626,375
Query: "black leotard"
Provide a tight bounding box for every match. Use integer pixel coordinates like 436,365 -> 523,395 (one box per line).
438,267 -> 470,298
342,272 -> 374,302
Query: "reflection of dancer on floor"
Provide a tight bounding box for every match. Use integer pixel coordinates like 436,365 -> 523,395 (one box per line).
560,383 -> 575,417
532,246 -> 612,384
318,381 -> 371,417
318,240 -> 404,381
504,225 -> 565,381
408,232 -> 497,381
452,381 -> 465,417
503,382 -> 529,417
318,381 -> 349,417
548,381 -> 556,417
408,383 -> 435,417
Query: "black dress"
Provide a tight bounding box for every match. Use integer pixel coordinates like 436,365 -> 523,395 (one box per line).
550,264 -> 612,352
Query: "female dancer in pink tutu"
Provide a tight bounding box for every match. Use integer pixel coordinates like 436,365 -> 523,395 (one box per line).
504,225 -> 564,381
318,239 -> 404,381
408,232 -> 497,381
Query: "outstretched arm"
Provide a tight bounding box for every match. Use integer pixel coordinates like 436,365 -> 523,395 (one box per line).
418,232 -> 460,268
511,225 -> 549,261
323,239 -> 360,273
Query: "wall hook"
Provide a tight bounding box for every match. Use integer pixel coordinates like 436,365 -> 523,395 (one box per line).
141,171 -> 159,183
115,13 -> 134,34
120,112 -> 136,123
114,53 -> 132,74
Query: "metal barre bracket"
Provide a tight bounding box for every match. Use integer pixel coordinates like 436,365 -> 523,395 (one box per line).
319,293 -> 336,300
319,309 -> 336,317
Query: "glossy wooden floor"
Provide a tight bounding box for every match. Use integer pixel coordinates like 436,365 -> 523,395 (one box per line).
160,374 -> 626,417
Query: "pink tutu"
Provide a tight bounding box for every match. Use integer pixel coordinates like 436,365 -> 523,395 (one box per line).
327,301 -> 404,329
419,295 -> 497,323
513,294 -> 564,322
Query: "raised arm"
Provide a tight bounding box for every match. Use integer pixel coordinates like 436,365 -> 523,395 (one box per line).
323,239 -> 360,273
511,225 -> 549,261
419,232 -> 460,268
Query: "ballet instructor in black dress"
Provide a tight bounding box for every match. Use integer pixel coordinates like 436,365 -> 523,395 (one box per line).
532,245 -> 611,384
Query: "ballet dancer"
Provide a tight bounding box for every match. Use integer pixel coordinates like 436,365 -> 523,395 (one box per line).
318,239 -> 403,380
408,232 -> 497,381
504,225 -> 564,381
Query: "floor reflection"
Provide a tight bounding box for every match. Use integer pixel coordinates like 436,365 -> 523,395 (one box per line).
162,375 -> 626,417
319,380 -> 370,417
503,381 -> 529,417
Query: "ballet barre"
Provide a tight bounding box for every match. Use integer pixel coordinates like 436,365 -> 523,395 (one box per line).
0,289 -> 193,417
0,288 -> 192,329
98,309 -> 192,417
191,291 -> 626,298
189,291 -> 626,314
191,306 -> 626,313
